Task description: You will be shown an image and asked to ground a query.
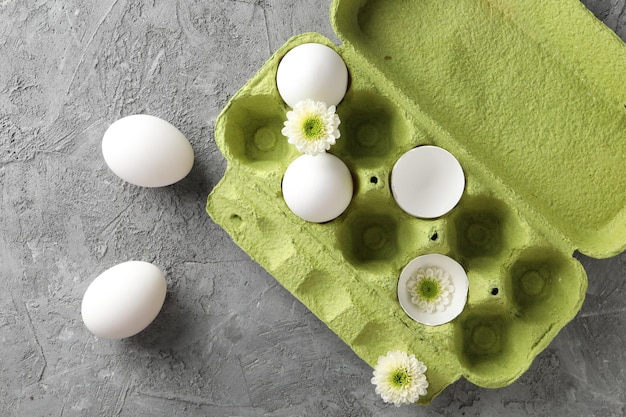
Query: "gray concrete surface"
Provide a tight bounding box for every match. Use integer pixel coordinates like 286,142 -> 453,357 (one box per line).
1,1 -> 625,416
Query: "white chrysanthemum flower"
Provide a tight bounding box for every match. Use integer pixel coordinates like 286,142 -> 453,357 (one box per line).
281,99 -> 341,155
371,351 -> 429,406
406,267 -> 454,313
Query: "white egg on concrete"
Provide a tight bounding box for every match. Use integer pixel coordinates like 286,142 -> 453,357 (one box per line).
81,261 -> 167,339
282,153 -> 353,223
102,114 -> 194,187
276,43 -> 349,108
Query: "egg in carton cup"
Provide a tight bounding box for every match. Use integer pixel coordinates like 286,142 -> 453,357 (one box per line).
207,0 -> 626,405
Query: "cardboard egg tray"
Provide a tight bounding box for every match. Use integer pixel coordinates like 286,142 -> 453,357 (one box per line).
207,0 -> 626,404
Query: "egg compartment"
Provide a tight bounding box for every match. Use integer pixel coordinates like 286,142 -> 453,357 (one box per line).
332,87 -> 417,169
454,304 -> 524,388
219,93 -> 294,169
447,195 -> 530,270
208,0 -> 625,406
506,246 -> 586,326
335,192 -> 422,292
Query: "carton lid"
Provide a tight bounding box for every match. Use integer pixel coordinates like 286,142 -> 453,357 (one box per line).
331,0 -> 626,258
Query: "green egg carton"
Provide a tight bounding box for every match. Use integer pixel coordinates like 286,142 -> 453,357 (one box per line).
207,0 -> 626,404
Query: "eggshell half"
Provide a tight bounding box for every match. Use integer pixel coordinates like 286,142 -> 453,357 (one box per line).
81,261 -> 167,339
397,254 -> 469,326
102,114 -> 194,187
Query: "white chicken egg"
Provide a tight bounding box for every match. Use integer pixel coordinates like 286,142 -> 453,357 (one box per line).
81,261 -> 167,339
282,153 -> 353,223
276,43 -> 349,108
102,114 -> 194,187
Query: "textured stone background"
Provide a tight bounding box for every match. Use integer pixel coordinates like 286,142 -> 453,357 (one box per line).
1,1 -> 625,416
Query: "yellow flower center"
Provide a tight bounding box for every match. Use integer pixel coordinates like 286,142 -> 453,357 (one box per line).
417,278 -> 441,301
301,116 -> 324,140
390,368 -> 411,388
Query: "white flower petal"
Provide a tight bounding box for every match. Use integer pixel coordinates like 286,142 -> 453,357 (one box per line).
371,351 -> 429,406
282,99 -> 341,156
